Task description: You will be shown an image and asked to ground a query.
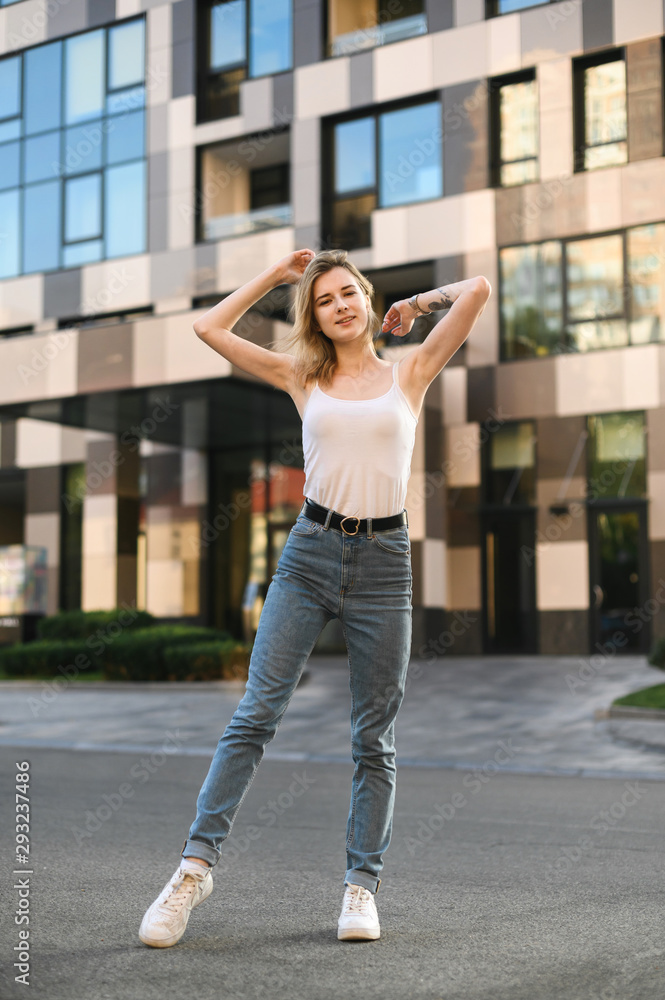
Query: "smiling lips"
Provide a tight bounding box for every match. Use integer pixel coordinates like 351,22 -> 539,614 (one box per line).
336,315 -> 355,325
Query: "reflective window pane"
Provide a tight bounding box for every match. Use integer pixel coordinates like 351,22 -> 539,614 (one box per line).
24,131 -> 61,184
105,160 -> 146,257
24,43 -> 62,135
0,189 -> 20,278
0,120 -> 21,142
0,142 -> 20,189
108,19 -> 145,90
63,239 -> 103,267
0,56 -> 21,120
379,102 -> 442,208
500,242 -> 562,359
499,78 -> 538,186
588,412 -> 646,498
498,0 -> 547,10
335,117 -> 375,194
566,234 -> 624,321
23,180 -> 60,272
210,0 -> 246,70
107,85 -> 145,115
331,193 -> 375,250
250,0 -> 292,77
65,173 -> 102,242
66,30 -> 105,124
63,120 -> 104,175
106,110 -> 144,165
487,421 -> 536,505
584,60 -> 627,169
627,224 -> 665,345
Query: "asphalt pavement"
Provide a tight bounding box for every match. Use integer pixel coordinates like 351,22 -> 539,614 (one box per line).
1,654 -> 664,1000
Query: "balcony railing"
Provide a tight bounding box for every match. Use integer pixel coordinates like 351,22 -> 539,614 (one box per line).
203,203 -> 292,241
329,13 -> 427,57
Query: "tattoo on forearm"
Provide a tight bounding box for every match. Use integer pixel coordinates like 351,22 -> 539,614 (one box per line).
424,287 -> 454,311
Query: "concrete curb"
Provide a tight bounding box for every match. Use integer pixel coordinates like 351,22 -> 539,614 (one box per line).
606,704 -> 665,722
0,669 -> 312,692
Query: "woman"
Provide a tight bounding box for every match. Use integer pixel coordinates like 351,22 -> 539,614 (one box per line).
139,248 -> 491,947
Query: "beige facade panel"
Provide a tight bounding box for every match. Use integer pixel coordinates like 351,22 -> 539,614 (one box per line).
447,545 -> 481,610
496,358 -> 557,420
82,555 -> 117,611
371,207 -> 409,268
539,109 -> 574,184
0,330 -> 76,405
24,512 -> 59,567
445,424 -> 482,488
373,34 -> 433,104
454,0 -> 484,28
78,324 -> 133,394
1,0 -> 49,53
536,477 -> 587,543
523,173 -> 586,243
623,344 -> 661,411
442,367 -> 467,427
613,0 -> 663,45
422,538 -> 447,608
585,168 -> 622,234
147,4 -> 171,54
464,248 -> 498,368
536,539 -> 589,611
240,76 -> 274,134
168,95 -> 195,151
146,44 -> 171,108
295,57 -> 350,119
488,12 -> 521,76
217,227 -> 295,291
0,275 -> 43,329
116,0 -> 141,19
556,351 -> 623,417
82,494 -> 117,558
16,420 -> 63,468
431,22 -> 488,89
520,1 -> 583,64
146,559 -> 185,617
621,159 -> 665,228
133,317 -> 168,387
292,162 -> 320,229
80,256 -> 151,318
163,314 -> 231,385
648,472 -> 665,539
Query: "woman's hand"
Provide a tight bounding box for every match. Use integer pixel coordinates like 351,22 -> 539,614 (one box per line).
272,248 -> 317,285
381,298 -> 421,338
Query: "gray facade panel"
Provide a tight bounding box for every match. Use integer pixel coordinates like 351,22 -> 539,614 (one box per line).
434,255 -> 465,289
349,51 -> 373,109
148,152 -> 169,198
194,243 -> 218,296
426,0 -> 454,33
293,0 -> 323,67
148,201 -> 169,253
47,0 -> 88,39
26,467 -> 61,515
294,224 -> 322,251
172,38 -> 195,98
87,0 -> 116,29
539,610 -> 588,655
43,269 -> 83,321
582,0 -> 613,51
467,366 -> 496,425
273,72 -> 295,126
172,0 -> 194,43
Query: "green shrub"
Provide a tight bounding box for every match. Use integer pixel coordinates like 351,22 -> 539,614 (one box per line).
648,638 -> 665,671
163,641 -> 251,682
0,640 -> 103,678
37,607 -> 156,641
101,626 -> 231,682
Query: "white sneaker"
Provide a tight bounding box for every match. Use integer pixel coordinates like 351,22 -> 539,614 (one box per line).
139,859 -> 213,948
337,881 -> 381,941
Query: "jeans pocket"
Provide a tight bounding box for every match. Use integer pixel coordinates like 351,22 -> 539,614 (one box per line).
291,515 -> 322,536
371,527 -> 411,555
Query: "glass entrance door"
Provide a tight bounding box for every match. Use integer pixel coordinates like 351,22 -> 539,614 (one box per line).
588,504 -> 649,652
482,510 -> 537,653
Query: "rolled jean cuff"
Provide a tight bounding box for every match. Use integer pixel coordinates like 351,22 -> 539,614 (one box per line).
181,838 -> 220,868
344,869 -> 381,894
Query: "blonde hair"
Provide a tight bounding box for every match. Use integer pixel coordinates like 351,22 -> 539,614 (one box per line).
278,250 -> 380,388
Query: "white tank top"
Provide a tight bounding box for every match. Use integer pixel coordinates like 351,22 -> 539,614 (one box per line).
301,361 -> 418,519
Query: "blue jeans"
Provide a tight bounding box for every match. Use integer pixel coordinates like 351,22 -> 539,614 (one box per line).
181,502 -> 412,894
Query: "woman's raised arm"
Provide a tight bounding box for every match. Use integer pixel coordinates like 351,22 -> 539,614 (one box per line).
193,248 -> 315,391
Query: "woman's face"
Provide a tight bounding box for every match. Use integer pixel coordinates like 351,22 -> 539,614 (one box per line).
311,267 -> 370,343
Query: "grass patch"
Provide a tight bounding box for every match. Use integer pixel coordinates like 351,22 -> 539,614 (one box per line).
613,683 -> 665,710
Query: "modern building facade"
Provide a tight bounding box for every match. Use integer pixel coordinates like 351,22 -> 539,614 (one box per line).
0,0 -> 664,656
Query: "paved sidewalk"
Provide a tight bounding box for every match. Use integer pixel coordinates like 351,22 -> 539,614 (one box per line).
1,654 -> 665,778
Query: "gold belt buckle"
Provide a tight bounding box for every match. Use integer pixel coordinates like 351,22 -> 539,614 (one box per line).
340,516 -> 360,536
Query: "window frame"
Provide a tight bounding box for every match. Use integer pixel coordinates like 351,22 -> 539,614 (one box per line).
481,418 -> 537,508
573,48 -> 627,173
489,68 -> 538,188
497,224 -> 665,362
323,92 -> 443,250
324,0 -> 428,60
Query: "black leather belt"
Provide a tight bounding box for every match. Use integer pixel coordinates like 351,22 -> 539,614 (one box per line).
303,498 -> 408,536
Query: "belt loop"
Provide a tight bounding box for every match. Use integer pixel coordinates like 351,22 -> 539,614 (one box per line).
367,516 -> 372,538
323,507 -> 333,530
405,509 -> 409,528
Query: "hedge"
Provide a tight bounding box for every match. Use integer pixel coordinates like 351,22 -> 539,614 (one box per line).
100,626 -> 232,682
648,638 -> 665,671
37,608 -> 157,641
163,641 -> 251,682
0,639 -> 102,678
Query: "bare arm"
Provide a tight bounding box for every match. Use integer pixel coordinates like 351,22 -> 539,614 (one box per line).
193,248 -> 315,392
381,276 -> 492,389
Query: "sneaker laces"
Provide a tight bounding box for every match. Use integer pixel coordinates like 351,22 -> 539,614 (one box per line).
159,871 -> 200,916
343,884 -> 373,915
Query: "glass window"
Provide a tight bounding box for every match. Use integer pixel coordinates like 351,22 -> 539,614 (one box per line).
582,59 -> 627,170
106,110 -> 144,165
500,242 -> 562,359
65,174 -> 102,242
0,56 -> 21,120
63,240 -> 104,267
565,234 -> 626,351
327,0 -> 426,57
496,0 -> 552,10
65,31 -> 105,125
210,0 -> 246,70
23,180 -> 60,273
497,77 -> 538,186
24,131 -> 61,184
0,189 -> 20,278
627,224 -> 665,346
588,412 -> 646,498
486,421 -> 536,505
108,20 -> 145,90
0,142 -> 20,190
379,101 -> 442,207
63,120 -> 104,175
250,0 -> 291,76
24,43 -> 62,135
335,117 -> 375,194
105,160 -> 145,258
